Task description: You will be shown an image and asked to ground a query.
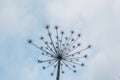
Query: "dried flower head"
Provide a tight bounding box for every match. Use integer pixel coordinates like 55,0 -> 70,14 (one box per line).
28,25 -> 91,80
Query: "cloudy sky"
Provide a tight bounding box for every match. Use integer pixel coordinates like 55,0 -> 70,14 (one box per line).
0,0 -> 120,80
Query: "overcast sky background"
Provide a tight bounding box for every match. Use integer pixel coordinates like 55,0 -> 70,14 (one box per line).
0,0 -> 120,80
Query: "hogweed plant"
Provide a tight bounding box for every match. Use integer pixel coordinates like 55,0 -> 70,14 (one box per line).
28,25 -> 91,80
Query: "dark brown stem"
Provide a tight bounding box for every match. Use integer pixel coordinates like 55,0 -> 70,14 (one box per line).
56,61 -> 61,80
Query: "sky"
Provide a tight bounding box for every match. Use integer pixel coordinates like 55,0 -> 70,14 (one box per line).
0,0 -> 120,80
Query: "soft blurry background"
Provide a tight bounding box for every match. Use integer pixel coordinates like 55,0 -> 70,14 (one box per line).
0,0 -> 120,80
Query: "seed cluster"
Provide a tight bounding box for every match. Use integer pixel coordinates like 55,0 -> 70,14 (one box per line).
28,25 -> 91,76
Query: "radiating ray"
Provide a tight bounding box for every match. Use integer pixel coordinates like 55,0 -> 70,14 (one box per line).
29,42 -> 55,57
64,59 -> 83,66
65,45 -> 91,57
46,25 -> 57,53
62,31 -> 74,54
62,61 -> 76,73
67,34 -> 81,51
63,60 -> 76,68
64,43 -> 81,55
55,26 -> 60,54
60,63 -> 65,74
64,56 -> 85,60
59,31 -> 64,53
42,60 -> 57,70
51,63 -> 58,76
38,59 -> 56,63
40,37 -> 57,56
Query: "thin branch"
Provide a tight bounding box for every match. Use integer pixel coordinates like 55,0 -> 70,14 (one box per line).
62,61 -> 74,72
64,46 -> 90,58
38,59 -> 56,63
46,26 -> 57,53
40,38 -> 57,56
30,42 -> 55,58
63,59 -> 83,66
43,60 -> 57,69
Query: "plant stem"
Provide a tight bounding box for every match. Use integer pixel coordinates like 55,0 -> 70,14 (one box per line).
56,60 -> 61,80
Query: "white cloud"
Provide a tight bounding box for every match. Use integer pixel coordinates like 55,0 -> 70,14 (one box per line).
20,65 -> 40,80
45,0 -> 108,26
113,0 -> 120,17
0,0 -> 40,38
0,0 -> 120,80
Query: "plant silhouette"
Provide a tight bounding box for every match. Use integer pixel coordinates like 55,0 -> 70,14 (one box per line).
28,25 -> 91,80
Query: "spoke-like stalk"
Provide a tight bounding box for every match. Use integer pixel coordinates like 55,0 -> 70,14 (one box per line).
29,42 -> 55,58
46,26 -> 57,53
28,26 -> 91,80
64,46 -> 90,58
56,61 -> 61,80
40,38 -> 57,56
